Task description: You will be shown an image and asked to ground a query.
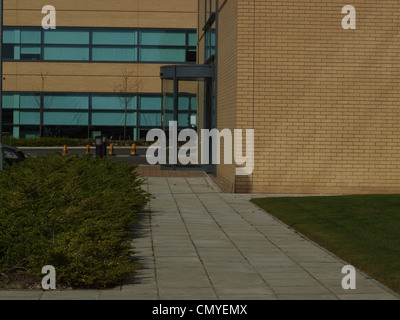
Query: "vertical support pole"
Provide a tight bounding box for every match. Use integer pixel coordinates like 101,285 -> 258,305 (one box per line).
172,65 -> 178,171
95,136 -> 103,158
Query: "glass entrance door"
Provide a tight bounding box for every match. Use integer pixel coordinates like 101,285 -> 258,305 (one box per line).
160,65 -> 214,173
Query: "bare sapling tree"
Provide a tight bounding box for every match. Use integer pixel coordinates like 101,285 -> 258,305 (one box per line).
114,67 -> 142,144
34,71 -> 54,138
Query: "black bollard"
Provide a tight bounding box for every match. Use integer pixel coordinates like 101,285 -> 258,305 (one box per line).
95,136 -> 103,158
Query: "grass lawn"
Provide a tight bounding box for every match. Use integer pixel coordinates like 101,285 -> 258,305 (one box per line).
251,194 -> 400,294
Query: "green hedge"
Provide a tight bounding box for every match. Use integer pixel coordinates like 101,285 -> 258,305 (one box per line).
2,137 -> 91,147
0,154 -> 151,288
2,137 -> 152,147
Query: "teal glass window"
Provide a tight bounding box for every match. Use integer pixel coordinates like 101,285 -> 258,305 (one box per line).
3,27 -> 196,63
44,111 -> 88,126
163,94 -> 174,125
92,47 -> 136,62
43,47 -> 89,61
46,95 -> 89,110
21,46 -> 40,55
140,31 -> 186,46
190,96 -> 197,111
3,29 -> 19,43
20,94 -> 40,109
21,30 -> 41,44
140,113 -> 161,126
3,29 -> 42,60
20,46 -> 41,60
2,94 -> 19,109
178,96 -> 190,111
4,92 -> 165,139
140,48 -> 185,62
92,112 -> 136,126
92,30 -> 137,45
44,30 -> 90,44
140,96 -> 162,111
20,111 -> 40,125
178,113 -> 191,128
92,95 -> 137,110
188,31 -> 197,47
205,27 -> 216,61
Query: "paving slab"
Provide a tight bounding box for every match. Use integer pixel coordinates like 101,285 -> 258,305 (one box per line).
0,175 -> 399,301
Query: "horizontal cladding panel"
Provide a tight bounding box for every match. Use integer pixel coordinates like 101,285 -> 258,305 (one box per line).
4,62 -> 165,77
3,75 -> 162,93
4,11 -> 197,29
4,0 -> 197,13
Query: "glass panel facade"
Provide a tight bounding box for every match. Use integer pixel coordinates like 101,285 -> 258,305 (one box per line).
47,95 -> 89,110
140,31 -> 186,46
205,28 -> 216,61
2,92 -> 194,139
140,96 -> 162,111
92,95 -> 136,110
43,46 -> 90,61
21,30 -> 41,44
2,27 -> 196,63
188,32 -> 197,47
2,94 -> 19,109
199,0 -> 218,64
20,111 -> 40,125
92,112 -> 136,126
21,46 -> 40,55
162,79 -> 174,132
44,30 -> 90,44
92,47 -> 137,62
3,29 -> 19,43
140,48 -> 186,62
140,113 -> 161,126
20,94 -> 40,109
44,111 -> 88,126
92,30 -> 137,45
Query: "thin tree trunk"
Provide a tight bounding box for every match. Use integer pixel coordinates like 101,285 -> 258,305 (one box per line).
40,92 -> 44,138
124,101 -> 127,144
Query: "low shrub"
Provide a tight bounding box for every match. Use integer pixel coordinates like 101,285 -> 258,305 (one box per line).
3,137 -> 93,147
2,136 -> 151,147
0,154 -> 151,288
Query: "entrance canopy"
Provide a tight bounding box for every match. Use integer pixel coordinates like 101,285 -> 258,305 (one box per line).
160,64 -> 213,80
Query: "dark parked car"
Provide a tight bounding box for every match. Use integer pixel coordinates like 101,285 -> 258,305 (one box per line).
3,145 -> 25,165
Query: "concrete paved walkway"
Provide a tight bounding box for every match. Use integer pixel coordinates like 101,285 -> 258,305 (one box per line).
1,176 -> 399,300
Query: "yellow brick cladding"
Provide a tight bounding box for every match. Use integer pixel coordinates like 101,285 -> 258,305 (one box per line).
217,0 -> 400,194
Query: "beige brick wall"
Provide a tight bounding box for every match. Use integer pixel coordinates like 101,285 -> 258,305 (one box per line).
215,0 -> 238,193
3,63 -> 163,93
217,0 -> 400,194
4,0 -> 197,29
3,0 -> 197,94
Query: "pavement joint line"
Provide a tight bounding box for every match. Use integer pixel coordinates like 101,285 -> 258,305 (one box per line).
231,197 -> 400,300
215,194 -> 340,299
184,177 -> 278,300
166,177 -> 220,300
143,178 -> 160,300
